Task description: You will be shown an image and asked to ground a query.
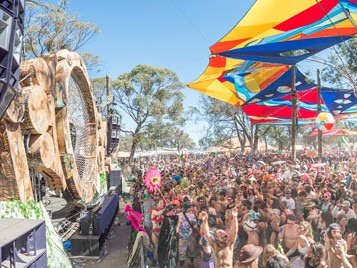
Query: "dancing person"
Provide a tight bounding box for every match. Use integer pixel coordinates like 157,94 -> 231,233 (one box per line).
199,235 -> 215,268
325,223 -> 348,268
177,201 -> 199,267
158,204 -> 179,268
199,207 -> 238,267
262,244 -> 291,268
285,221 -> 315,268
279,214 -> 299,252
150,198 -> 165,266
304,242 -> 326,268
233,244 -> 263,268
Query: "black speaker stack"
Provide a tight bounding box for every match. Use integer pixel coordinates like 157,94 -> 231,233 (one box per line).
71,192 -> 119,258
109,169 -> 122,194
92,192 -> 119,236
106,114 -> 121,155
0,0 -> 24,119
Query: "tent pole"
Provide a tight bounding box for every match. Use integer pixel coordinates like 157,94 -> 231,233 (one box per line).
291,65 -> 297,163
317,69 -> 323,161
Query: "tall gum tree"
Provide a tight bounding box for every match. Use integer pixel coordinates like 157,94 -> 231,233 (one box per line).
111,65 -> 185,161
198,96 -> 259,152
23,0 -> 100,70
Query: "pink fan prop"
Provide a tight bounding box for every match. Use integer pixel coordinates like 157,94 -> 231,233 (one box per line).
144,167 -> 162,192
124,204 -> 146,233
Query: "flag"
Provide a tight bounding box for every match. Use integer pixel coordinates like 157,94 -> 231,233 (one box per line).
341,137 -> 350,150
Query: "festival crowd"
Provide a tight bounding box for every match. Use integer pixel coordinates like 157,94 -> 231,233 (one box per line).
123,150 -> 357,268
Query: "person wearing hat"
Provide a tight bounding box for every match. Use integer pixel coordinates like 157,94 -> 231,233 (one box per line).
281,189 -> 296,210
325,223 -> 348,268
332,200 -> 356,221
233,244 -> 263,268
199,207 -> 239,268
243,219 -> 259,246
326,183 -> 336,201
341,200 -> 356,221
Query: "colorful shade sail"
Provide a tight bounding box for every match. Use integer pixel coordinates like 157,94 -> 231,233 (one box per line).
243,81 -> 357,124
210,0 -> 357,64
188,0 -> 357,125
188,56 -> 289,105
320,89 -> 357,115
243,68 -> 316,105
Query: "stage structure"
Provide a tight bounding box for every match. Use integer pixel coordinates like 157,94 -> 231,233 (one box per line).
0,49 -> 112,203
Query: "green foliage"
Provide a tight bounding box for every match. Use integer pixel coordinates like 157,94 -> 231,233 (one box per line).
311,38 -> 357,89
24,0 -> 100,72
260,125 -> 290,150
198,95 -> 256,150
118,133 -> 134,151
141,121 -> 195,151
100,172 -> 107,191
110,65 -> 188,159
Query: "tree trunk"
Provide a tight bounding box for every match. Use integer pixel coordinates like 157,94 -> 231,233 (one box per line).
129,136 -> 138,163
21,85 -> 50,134
27,132 -> 55,169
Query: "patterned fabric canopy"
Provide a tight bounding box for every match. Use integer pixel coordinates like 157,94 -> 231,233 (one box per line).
210,0 -> 357,64
188,0 -> 357,124
188,56 -> 289,106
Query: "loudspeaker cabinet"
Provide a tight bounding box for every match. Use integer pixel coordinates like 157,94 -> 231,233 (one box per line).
0,218 -> 47,268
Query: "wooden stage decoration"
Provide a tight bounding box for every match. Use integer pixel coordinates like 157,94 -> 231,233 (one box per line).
0,50 -> 107,203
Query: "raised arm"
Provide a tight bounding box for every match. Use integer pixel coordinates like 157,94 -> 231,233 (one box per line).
227,207 -> 238,245
199,211 -> 215,247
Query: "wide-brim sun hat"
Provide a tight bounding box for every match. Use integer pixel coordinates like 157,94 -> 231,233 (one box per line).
238,244 -> 263,263
303,200 -> 316,208
243,220 -> 257,232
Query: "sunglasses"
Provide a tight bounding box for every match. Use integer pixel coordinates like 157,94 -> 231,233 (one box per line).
218,234 -> 227,240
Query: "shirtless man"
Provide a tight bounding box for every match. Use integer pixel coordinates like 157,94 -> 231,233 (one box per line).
199,207 -> 238,267
279,214 -> 299,252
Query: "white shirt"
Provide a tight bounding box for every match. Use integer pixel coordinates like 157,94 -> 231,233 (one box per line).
281,196 -> 296,210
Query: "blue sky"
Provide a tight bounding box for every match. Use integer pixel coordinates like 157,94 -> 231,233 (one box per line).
65,0 -> 255,144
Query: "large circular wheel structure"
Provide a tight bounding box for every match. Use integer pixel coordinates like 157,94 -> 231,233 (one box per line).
0,50 -> 106,203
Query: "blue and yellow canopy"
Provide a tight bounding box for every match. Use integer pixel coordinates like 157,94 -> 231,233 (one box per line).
188,0 -> 357,124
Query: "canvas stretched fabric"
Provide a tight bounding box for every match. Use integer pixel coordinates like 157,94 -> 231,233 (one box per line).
188,0 -> 357,124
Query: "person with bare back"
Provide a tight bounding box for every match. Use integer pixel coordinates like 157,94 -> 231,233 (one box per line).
199,207 -> 238,267
279,214 -> 299,253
